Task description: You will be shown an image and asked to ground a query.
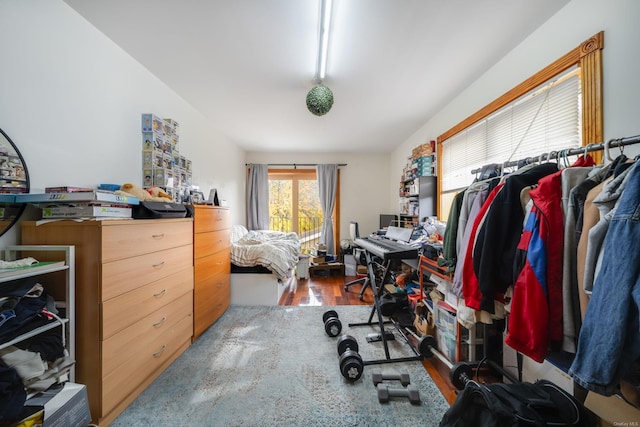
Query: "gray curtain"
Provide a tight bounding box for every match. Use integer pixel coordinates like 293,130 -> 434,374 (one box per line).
316,164 -> 338,255
247,164 -> 269,230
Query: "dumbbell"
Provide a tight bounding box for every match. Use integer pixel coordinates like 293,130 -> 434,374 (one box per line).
419,334 -> 473,390
371,370 -> 411,386
323,310 -> 342,337
376,383 -> 420,404
337,334 -> 364,381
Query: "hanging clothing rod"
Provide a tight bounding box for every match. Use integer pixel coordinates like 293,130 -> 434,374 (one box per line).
245,163 -> 347,168
470,134 -> 640,174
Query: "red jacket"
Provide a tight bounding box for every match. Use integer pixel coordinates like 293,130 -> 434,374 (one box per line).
505,171 -> 563,362
506,155 -> 594,362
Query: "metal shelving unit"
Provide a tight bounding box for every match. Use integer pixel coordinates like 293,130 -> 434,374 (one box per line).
1,245 -> 75,381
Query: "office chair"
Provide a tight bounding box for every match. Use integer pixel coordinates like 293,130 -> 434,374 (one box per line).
344,221 -> 371,300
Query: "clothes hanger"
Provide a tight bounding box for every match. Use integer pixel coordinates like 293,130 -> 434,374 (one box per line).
603,138 -> 614,162
546,151 -> 554,163
559,150 -> 566,168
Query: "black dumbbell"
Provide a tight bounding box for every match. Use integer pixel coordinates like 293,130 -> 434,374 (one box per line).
376,383 -> 420,404
371,370 -> 411,386
337,334 -> 359,356
323,310 -> 342,337
337,334 -> 363,381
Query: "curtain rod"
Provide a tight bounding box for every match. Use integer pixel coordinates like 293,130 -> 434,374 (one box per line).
470,134 -> 640,174
245,163 -> 347,168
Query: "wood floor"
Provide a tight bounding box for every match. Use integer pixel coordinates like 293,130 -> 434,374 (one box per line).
280,273 -> 459,405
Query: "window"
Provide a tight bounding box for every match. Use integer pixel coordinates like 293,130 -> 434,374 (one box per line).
437,32 -> 603,219
441,67 -> 581,193
268,169 -> 324,251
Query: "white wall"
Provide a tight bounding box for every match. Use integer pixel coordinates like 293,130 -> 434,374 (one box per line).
390,0 -> 640,215
0,0 -> 246,246
245,151 -> 391,240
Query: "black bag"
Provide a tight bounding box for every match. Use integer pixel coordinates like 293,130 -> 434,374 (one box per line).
132,201 -> 188,219
440,379 -> 593,427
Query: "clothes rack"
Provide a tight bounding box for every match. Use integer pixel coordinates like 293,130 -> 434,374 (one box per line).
470,134 -> 640,174
245,163 -> 347,168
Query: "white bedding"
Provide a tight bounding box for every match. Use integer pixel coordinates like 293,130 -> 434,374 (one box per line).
230,226 -> 301,280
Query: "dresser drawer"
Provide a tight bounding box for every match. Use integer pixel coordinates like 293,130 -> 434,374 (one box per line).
194,247 -> 230,278
194,271 -> 230,337
102,220 -> 193,262
102,291 -> 193,378
194,207 -> 230,234
101,311 -> 193,415
194,229 -> 230,258
102,268 -> 193,340
102,244 -> 193,301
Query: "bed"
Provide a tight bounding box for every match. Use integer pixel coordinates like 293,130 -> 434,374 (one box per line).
229,225 -> 301,305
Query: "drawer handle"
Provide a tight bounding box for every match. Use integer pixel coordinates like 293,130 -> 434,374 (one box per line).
153,289 -> 167,298
153,317 -> 167,328
153,345 -> 167,358
152,233 -> 165,239
152,261 -> 165,268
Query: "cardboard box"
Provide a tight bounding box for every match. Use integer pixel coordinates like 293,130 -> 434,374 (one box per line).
41,205 -> 132,219
141,114 -> 164,135
25,382 -> 91,427
414,313 -> 435,337
143,169 -> 153,187
412,142 -> 433,159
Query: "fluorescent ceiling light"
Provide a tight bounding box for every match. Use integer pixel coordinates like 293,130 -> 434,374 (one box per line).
317,0 -> 333,82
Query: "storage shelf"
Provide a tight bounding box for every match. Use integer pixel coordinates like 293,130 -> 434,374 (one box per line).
0,263 -> 68,282
0,318 -> 69,351
1,245 -> 76,381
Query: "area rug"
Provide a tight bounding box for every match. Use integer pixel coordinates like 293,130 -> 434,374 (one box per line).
110,305 -> 450,427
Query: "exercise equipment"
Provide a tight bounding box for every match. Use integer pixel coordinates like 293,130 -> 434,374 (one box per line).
371,370 -> 411,386
419,335 -> 473,390
323,310 -> 342,337
376,383 -> 420,404
347,249 -> 423,368
337,334 -> 364,381
401,326 -> 432,358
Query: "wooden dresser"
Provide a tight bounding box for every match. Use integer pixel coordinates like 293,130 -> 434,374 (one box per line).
21,218 -> 194,426
192,205 -> 231,339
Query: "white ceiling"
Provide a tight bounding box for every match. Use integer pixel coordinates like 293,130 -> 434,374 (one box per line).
64,0 -> 569,154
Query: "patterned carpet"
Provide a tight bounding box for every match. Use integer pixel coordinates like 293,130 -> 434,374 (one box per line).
110,305 -> 450,427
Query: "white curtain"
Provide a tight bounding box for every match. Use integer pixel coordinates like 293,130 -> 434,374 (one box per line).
247,164 -> 269,230
316,164 -> 338,254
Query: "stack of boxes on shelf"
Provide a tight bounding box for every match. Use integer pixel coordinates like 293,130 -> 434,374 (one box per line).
402,140 -> 436,180
16,188 -> 140,219
399,140 -> 437,218
141,114 -> 192,202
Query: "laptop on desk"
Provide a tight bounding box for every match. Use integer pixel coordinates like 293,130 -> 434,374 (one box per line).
378,225 -> 413,243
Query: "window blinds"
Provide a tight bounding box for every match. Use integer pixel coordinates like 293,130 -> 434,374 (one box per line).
441,67 -> 581,192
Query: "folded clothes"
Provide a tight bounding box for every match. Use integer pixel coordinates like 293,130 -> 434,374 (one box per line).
0,257 -> 38,269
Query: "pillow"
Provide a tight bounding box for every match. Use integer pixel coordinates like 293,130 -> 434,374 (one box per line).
230,225 -> 249,244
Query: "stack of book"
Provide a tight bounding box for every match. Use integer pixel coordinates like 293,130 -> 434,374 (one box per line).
15,187 -> 140,219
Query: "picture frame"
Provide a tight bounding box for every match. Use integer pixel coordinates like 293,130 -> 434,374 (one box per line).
190,190 -> 205,204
